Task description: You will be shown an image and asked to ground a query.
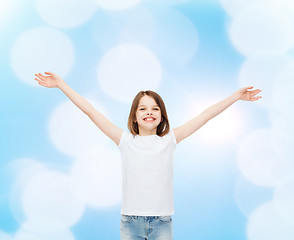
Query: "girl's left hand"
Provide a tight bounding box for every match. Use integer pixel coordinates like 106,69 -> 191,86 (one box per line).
236,86 -> 262,101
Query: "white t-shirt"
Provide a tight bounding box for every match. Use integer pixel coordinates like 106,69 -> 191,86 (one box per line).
118,129 -> 177,216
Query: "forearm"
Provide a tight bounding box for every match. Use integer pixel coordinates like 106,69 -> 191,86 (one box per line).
58,80 -> 94,115
201,92 -> 240,121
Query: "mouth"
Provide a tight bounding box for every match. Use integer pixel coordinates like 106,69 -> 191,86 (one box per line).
143,117 -> 156,122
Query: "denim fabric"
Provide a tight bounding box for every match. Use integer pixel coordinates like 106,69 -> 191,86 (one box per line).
120,215 -> 173,240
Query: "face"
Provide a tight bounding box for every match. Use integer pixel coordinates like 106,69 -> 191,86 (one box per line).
135,95 -> 162,135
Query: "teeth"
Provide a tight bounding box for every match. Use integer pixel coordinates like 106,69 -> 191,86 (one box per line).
144,118 -> 155,121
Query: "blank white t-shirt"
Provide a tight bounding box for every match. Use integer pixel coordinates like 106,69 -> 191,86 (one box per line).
118,129 -> 177,216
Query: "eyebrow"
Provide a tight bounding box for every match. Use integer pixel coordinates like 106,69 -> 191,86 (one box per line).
138,105 -> 159,107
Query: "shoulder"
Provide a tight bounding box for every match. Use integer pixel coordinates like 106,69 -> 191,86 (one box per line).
118,130 -> 133,147
162,129 -> 177,145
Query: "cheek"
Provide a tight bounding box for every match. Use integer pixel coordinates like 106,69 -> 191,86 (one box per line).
135,113 -> 142,121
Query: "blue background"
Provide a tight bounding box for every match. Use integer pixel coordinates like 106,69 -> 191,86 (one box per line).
1,0 -> 291,239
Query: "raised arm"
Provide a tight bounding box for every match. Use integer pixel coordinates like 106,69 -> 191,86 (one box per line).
34,71 -> 123,146
173,86 -> 262,144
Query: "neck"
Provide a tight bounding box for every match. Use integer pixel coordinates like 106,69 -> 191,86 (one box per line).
138,128 -> 157,136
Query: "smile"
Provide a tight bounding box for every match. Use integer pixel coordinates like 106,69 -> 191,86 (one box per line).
143,117 -> 155,121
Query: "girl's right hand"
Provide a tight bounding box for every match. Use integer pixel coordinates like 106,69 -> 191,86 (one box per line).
34,71 -> 64,88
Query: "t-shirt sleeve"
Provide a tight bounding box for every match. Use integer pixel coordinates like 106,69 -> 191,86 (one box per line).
118,130 -> 129,150
170,129 -> 177,147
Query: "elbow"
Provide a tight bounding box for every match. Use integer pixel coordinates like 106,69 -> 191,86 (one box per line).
200,111 -> 212,123
85,107 -> 96,117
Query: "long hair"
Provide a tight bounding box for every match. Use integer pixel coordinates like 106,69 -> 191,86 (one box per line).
127,90 -> 170,137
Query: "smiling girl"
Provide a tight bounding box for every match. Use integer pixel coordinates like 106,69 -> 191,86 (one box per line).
35,71 -> 262,240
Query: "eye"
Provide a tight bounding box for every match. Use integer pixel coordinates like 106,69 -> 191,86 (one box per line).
154,108 -> 159,110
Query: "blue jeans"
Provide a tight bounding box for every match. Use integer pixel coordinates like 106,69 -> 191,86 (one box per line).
120,215 -> 173,240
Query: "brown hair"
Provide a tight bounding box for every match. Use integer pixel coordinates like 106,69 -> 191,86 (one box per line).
127,90 -> 170,137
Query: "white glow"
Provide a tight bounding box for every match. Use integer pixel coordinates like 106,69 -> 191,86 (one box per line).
19,224 -> 75,240
272,62 -> 294,110
151,8 -> 199,67
0,231 -> 13,240
220,0 -> 282,18
238,55 -> 294,108
36,0 -> 97,28
271,126 -> 294,173
268,63 -> 294,170
11,27 -> 74,86
49,98 -> 111,157
70,146 -> 122,207
14,231 -> 44,240
237,128 -> 293,187
97,44 -> 162,103
0,0 -> 15,25
182,96 -> 243,145
118,7 -> 156,46
247,201 -> 294,240
147,0 -> 189,6
22,171 -> 85,231
196,108 -> 241,143
8,159 -> 47,223
229,3 -> 294,56
234,175 -> 273,218
280,0 -> 294,24
272,110 -> 294,136
273,174 -> 294,226
92,0 -> 142,11
92,6 -> 155,51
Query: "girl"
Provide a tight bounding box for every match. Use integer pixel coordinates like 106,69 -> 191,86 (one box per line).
34,72 -> 262,240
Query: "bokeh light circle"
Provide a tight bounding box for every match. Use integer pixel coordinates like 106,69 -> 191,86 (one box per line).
151,8 -> 199,68
238,55 -> 294,108
14,231 -> 44,240
280,0 -> 294,24
22,171 -> 85,231
11,27 -> 74,85
229,3 -> 294,56
97,44 -> 162,103
0,231 -> 13,240
92,0 -> 142,11
237,128 -> 292,187
220,0 -> 282,18
273,174 -> 294,226
118,7 -> 156,46
36,0 -> 98,28
8,159 -> 48,224
247,201 -> 294,240
49,98 -> 111,157
70,147 -> 121,207
18,224 -> 75,240
272,62 -> 294,110
234,175 -> 273,218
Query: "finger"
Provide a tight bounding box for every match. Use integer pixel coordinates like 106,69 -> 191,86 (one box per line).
38,81 -> 47,87
245,86 -> 254,90
37,73 -> 46,80
35,78 -> 45,83
250,89 -> 261,95
34,74 -> 43,80
44,71 -> 54,75
251,96 -> 262,101
39,73 -> 46,77
241,86 -> 254,92
38,73 -> 47,78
